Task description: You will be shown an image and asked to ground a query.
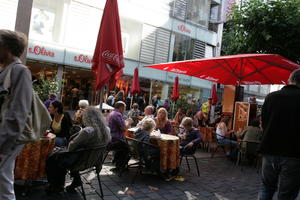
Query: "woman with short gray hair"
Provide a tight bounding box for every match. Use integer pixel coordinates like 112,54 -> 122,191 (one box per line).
0,29 -> 32,200
135,118 -> 160,172
73,99 -> 89,125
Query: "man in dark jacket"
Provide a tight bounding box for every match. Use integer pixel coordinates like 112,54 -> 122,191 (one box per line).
258,69 -> 300,200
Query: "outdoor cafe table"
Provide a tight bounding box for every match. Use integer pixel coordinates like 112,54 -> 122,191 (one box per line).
14,133 -> 56,180
150,134 -> 180,171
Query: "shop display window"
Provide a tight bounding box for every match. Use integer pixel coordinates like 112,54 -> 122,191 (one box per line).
62,66 -> 95,110
27,60 -> 59,84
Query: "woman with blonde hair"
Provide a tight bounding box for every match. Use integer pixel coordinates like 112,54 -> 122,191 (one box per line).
154,107 -> 173,135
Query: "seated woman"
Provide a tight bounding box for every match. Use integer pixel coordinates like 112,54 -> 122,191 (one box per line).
216,116 -> 237,149
178,117 -> 202,154
45,107 -> 111,193
48,100 -> 73,147
73,99 -> 89,126
135,118 -> 160,172
173,108 -> 185,125
154,107 -> 174,135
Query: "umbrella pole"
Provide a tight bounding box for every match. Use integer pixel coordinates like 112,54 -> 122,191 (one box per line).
130,95 -> 133,109
172,101 -> 175,119
99,86 -> 105,113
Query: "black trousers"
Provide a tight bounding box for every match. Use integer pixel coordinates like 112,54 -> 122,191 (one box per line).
46,150 -> 80,188
108,140 -> 130,169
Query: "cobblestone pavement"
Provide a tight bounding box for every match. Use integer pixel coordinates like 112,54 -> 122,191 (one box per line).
15,150 -> 300,200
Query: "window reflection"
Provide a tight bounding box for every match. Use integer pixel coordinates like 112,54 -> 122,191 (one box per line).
172,33 -> 195,61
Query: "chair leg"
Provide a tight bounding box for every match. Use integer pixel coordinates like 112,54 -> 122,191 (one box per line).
180,156 -> 183,165
236,151 -> 241,166
185,156 -> 190,171
211,145 -> 219,158
193,156 -> 200,177
96,171 -> 104,198
79,176 -> 87,200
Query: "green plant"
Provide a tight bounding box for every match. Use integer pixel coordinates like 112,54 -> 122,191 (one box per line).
172,97 -> 197,118
222,0 -> 300,63
33,73 -> 63,102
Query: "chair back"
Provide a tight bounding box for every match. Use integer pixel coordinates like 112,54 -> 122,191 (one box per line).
126,137 -> 141,160
68,145 -> 106,173
242,141 -> 260,155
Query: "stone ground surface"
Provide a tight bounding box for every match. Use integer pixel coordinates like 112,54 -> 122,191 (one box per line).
15,150 -> 300,200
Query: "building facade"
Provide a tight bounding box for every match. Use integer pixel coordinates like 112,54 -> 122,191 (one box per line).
0,0 -> 270,109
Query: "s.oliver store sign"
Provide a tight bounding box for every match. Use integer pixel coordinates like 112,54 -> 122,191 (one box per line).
64,49 -> 93,69
26,41 -> 64,63
26,41 -> 93,68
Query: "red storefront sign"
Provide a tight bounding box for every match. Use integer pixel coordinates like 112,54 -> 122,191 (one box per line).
28,45 -> 55,57
177,25 -> 191,34
74,54 -> 92,64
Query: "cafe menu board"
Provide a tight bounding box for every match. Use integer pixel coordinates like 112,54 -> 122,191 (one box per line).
222,85 -> 236,114
233,102 -> 250,133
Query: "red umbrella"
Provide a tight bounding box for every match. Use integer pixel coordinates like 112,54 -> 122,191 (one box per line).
171,76 -> 180,101
146,54 -> 300,85
211,84 -> 218,105
130,67 -> 140,95
92,0 -> 124,90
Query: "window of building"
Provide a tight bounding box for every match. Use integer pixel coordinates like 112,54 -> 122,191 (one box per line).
0,0 -> 18,30
172,33 -> 205,61
172,33 -> 194,61
140,24 -> 171,64
30,0 -> 66,43
170,0 -> 211,27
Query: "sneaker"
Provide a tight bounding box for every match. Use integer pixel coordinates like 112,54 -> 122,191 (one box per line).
65,185 -> 77,193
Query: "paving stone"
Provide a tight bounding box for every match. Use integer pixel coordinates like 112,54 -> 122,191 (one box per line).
15,150 -> 300,200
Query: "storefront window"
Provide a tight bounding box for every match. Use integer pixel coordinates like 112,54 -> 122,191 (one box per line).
27,60 -> 59,83
172,33 -> 194,61
62,66 -> 95,110
168,85 -> 200,99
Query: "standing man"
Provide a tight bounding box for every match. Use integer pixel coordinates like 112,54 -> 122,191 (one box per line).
0,30 -> 32,200
258,69 -> 300,200
107,101 -> 130,171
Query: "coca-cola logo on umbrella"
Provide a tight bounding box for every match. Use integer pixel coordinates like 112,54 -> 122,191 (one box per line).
101,50 -> 124,66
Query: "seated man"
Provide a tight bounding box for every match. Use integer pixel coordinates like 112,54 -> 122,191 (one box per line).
45,107 -> 111,193
179,117 -> 202,154
107,101 -> 130,171
135,118 -> 160,172
136,105 -> 154,128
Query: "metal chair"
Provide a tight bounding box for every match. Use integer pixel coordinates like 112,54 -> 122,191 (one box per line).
125,136 -> 159,183
180,143 -> 200,176
210,132 -> 234,158
59,145 -> 106,200
236,140 -> 260,171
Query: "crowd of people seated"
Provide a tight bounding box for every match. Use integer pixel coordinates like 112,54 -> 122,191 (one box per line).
41,91 -> 263,193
